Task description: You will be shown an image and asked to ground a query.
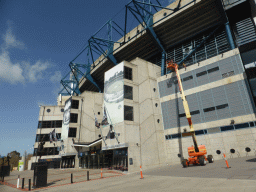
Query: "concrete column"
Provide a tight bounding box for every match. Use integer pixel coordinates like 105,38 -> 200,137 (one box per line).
225,22 -> 235,50
75,155 -> 79,168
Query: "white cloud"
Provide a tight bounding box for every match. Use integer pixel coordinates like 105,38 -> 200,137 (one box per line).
2,23 -> 25,49
50,71 -> 63,98
50,71 -> 62,83
25,61 -> 51,83
0,49 -> 25,84
0,23 -> 52,84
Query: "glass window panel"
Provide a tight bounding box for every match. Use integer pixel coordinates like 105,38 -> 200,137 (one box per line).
220,125 -> 234,132
203,107 -> 216,112
68,128 -> 77,137
124,85 -> 133,100
196,71 -> 207,77
70,113 -> 78,123
124,105 -> 133,121
71,100 -> 79,109
235,123 -> 250,129
124,66 -> 132,80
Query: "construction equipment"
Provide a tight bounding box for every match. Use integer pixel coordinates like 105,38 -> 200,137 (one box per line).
166,60 -> 214,167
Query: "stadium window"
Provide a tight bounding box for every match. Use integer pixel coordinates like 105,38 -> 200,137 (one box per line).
38,121 -> 42,128
48,121 -> 53,128
203,107 -> 216,113
41,121 -> 52,128
71,100 -> 79,109
165,135 -> 169,140
124,66 -> 132,80
124,85 -> 133,100
190,110 -> 200,115
70,113 -> 78,123
171,133 -> 181,139
234,123 -> 249,129
216,104 -> 228,110
68,128 -> 77,138
207,66 -> 219,74
35,135 -> 40,142
33,148 -> 38,156
196,71 -> 207,77
220,125 -> 234,132
179,113 -> 186,118
124,105 -> 133,121
249,122 -> 254,127
55,120 -> 62,128
56,133 -> 61,140
182,75 -> 193,82
36,134 -> 50,142
195,130 -> 204,135
55,148 -> 59,155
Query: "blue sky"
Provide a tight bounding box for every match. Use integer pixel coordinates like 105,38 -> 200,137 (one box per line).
0,0 -> 172,157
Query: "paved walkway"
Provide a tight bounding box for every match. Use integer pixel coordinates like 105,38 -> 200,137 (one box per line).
0,168 -> 124,191
143,156 -> 256,180
1,156 -> 256,191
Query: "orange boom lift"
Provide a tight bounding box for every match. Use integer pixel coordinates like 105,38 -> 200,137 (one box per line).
166,60 -> 214,167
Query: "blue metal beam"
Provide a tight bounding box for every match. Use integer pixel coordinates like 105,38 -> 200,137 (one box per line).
70,62 -> 102,92
62,0 -> 199,93
225,22 -> 235,50
216,0 -> 235,50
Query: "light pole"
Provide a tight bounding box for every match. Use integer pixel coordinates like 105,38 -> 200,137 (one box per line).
36,106 -> 45,162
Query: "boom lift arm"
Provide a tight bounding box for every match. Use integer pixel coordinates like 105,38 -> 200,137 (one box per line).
166,60 -> 199,153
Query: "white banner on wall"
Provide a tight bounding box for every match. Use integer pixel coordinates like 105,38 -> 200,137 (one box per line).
104,62 -> 124,125
61,97 -> 72,140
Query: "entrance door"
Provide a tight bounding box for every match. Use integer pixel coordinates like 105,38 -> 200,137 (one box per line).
113,148 -> 128,171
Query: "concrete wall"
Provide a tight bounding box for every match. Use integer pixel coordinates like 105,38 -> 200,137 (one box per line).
100,59 -> 166,173
166,123 -> 256,165
60,92 -> 104,157
30,105 -> 64,170
158,48 -> 256,165
129,58 -> 167,172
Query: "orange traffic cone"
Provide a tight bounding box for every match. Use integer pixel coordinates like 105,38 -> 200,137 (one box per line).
223,153 -> 231,168
140,165 -> 143,179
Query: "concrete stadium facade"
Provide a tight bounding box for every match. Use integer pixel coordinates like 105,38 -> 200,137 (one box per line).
31,0 -> 256,172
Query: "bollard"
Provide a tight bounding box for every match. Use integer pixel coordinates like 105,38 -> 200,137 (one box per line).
22,178 -> 25,189
87,171 -> 89,181
2,175 -> 4,182
140,165 -> 143,179
223,153 -> 231,168
101,168 -> 103,178
29,179 -> 31,191
17,175 -> 20,188
71,173 -> 73,184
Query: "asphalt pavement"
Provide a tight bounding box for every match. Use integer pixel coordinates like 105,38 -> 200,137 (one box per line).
1,156 -> 256,192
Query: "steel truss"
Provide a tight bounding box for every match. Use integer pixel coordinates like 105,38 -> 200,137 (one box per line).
59,0 -> 197,96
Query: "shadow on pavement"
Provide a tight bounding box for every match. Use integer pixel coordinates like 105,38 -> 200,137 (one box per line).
246,158 -> 256,162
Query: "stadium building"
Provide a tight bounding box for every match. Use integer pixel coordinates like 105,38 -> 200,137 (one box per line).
31,0 -> 256,172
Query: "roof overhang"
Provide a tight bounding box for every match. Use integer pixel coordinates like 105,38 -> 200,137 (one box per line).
72,138 -> 102,148
79,0 -> 225,93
